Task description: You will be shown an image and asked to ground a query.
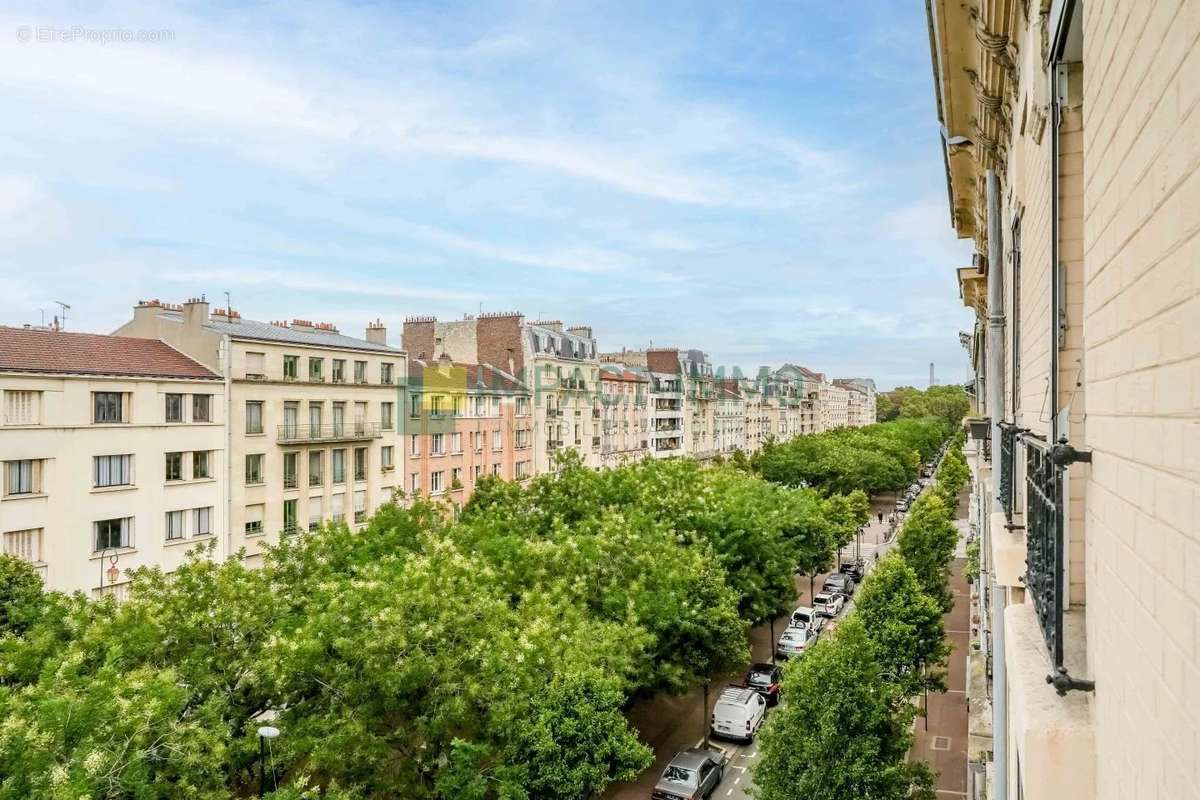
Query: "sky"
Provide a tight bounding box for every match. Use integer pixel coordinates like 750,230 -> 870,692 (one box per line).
0,1 -> 976,390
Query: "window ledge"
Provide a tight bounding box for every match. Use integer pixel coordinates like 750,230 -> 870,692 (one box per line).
91,485 -> 136,494
90,547 -> 137,560
165,534 -> 217,548
1004,602 -> 1096,800
990,511 -> 1027,588
166,477 -> 217,487
2,492 -> 47,502
245,481 -> 266,488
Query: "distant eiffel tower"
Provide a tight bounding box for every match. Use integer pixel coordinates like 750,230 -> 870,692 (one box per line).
929,362 -> 935,388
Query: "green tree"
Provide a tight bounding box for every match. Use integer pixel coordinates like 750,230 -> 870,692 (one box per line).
854,553 -> 950,696
897,494 -> 960,611
753,617 -> 935,800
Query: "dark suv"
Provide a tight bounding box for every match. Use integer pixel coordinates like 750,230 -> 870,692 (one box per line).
745,662 -> 783,705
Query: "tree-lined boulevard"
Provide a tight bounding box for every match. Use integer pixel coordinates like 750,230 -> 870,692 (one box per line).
0,388 -> 968,800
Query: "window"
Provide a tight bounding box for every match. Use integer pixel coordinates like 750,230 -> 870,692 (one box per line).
94,517 -> 133,550
3,390 -> 40,425
193,451 -> 210,479
194,506 -> 212,537
430,470 -> 444,494
332,493 -> 345,522
354,447 -> 367,481
246,401 -> 263,434
381,402 -> 394,430
410,472 -> 420,494
381,446 -> 394,470
308,496 -> 322,531
354,490 -> 366,523
516,461 -> 529,479
4,460 -> 38,496
165,393 -> 183,422
491,463 -> 502,477
283,499 -> 298,534
473,432 -> 484,452
332,449 -> 346,484
309,403 -> 323,436
381,362 -> 394,384
283,402 -> 299,438
165,510 -> 185,541
94,454 -> 132,488
354,361 -> 367,384
2,528 -> 42,562
451,432 -> 462,453
332,359 -> 346,383
309,451 -> 323,487
245,454 -> 264,485
192,394 -> 211,423
472,396 -> 486,416
451,466 -> 462,485
165,452 -> 183,482
410,395 -> 422,418
431,433 -> 445,455
245,351 -> 265,378
308,357 -> 324,382
354,402 -> 367,434
245,504 -> 264,535
516,429 -> 530,448
284,452 -> 298,489
493,430 -> 503,451
491,397 -> 501,416
93,392 -> 124,423
410,434 -> 420,456
516,396 -> 529,416
473,464 -> 482,480
283,355 -> 299,380
332,403 -> 345,436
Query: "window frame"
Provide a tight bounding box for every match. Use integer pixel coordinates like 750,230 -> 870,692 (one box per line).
165,393 -> 184,423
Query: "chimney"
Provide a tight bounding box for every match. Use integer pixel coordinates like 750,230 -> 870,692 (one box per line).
566,325 -> 593,339
536,320 -> 563,332
133,299 -> 163,326
402,316 -> 436,361
182,296 -> 209,331
437,351 -> 453,375
366,319 -> 387,345
290,319 -> 316,332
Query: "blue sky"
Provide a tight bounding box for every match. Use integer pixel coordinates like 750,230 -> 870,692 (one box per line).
0,1 -> 975,390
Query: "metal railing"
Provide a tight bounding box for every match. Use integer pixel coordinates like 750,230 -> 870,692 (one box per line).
1024,436 -> 1061,674
998,422 -> 1021,522
277,423 -> 382,444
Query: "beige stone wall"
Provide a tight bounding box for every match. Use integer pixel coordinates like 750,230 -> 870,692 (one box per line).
1080,1 -> 1200,797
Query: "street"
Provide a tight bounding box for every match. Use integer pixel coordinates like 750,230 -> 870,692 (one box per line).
602,495 -> 899,800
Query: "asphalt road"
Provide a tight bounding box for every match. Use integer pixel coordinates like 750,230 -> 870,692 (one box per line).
602,495 -> 900,800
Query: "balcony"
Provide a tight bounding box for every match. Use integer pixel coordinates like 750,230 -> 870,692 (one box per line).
277,423 -> 382,444
998,422 -> 1022,522
591,436 -> 601,448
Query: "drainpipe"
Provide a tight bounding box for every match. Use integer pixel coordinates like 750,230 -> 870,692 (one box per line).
221,334 -> 233,562
985,168 -> 1008,800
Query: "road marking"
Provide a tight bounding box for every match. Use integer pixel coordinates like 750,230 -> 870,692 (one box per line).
726,790 -> 734,796
734,776 -> 742,785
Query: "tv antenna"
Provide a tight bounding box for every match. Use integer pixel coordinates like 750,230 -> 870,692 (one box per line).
54,300 -> 70,330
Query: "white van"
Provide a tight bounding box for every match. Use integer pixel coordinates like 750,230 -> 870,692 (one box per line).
710,686 -> 767,743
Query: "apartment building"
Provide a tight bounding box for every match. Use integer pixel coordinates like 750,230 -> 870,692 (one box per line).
0,327 -> 224,596
401,354 -> 533,501
680,349 -> 717,460
645,350 -> 685,457
403,313 -> 601,473
599,365 -> 649,466
774,364 -> 825,433
714,381 -> 747,455
739,379 -> 770,454
834,378 -> 878,428
818,381 -> 850,431
929,0 -> 1199,798
117,299 -> 404,567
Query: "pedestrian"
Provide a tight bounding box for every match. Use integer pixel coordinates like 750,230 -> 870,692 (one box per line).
877,511 -> 883,524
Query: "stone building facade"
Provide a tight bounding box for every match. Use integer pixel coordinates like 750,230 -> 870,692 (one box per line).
929,0 -> 1200,798
598,366 -> 649,466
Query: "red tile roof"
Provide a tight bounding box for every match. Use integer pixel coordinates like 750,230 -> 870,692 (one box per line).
0,327 -> 220,380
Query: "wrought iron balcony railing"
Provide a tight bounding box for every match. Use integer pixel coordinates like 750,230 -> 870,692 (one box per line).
998,422 -> 1022,522
1025,434 -> 1094,695
277,423 -> 382,444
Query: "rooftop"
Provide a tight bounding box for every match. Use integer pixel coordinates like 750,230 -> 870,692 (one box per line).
0,327 -> 220,380
153,308 -> 402,354
407,358 -> 528,393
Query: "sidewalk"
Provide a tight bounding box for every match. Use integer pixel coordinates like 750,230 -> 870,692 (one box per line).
908,485 -> 971,797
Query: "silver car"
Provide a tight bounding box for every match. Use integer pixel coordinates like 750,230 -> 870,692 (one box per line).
775,625 -> 815,659
652,748 -> 728,800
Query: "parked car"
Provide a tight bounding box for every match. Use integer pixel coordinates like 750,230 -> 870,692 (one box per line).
813,592 -> 845,618
775,626 -> 816,660
710,686 -> 767,743
652,747 -> 729,800
823,572 -> 855,597
840,560 -> 865,581
745,662 -> 784,705
791,605 -> 826,634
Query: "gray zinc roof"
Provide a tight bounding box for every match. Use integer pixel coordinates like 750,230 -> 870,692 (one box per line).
159,311 -> 403,353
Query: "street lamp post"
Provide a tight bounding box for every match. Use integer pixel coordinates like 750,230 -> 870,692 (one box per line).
257,726 -> 280,797
97,549 -> 121,596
